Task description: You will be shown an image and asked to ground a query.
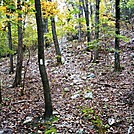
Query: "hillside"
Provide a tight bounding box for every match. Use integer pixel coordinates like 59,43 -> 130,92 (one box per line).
0,37 -> 134,133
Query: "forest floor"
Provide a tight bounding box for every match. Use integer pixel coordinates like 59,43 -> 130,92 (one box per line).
0,36 -> 134,134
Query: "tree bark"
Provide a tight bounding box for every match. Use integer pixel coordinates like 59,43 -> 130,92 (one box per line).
82,0 -> 90,43
43,18 -> 50,48
7,15 -> 14,74
35,0 -> 53,118
0,80 -> 2,103
114,0 -> 121,71
47,0 -> 62,63
78,0 -> 83,41
94,0 -> 100,62
50,17 -> 62,63
13,0 -> 23,87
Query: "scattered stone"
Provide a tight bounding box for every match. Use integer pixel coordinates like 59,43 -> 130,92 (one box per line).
53,111 -> 59,115
87,73 -> 96,79
0,130 -> 4,134
61,56 -> 65,64
71,94 -> 80,99
23,116 -> 33,124
130,53 -> 134,60
37,130 -> 42,134
108,117 -> 115,126
103,98 -> 109,102
130,53 -> 134,57
130,38 -> 134,44
76,128 -> 84,134
70,83 -> 74,86
84,92 -> 93,99
127,125 -> 133,134
45,60 -> 52,66
79,85 -> 83,88
0,128 -> 12,134
81,76 -> 87,80
64,87 -> 70,92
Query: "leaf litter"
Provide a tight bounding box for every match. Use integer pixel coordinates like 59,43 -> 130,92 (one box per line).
0,38 -> 134,133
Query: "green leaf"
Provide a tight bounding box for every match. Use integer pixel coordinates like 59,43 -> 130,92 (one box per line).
45,127 -> 57,134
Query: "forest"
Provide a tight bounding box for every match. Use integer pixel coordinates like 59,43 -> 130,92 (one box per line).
0,0 -> 134,133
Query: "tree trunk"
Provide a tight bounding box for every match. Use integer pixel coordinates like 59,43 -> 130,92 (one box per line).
50,17 -> 62,64
94,0 -> 100,62
78,0 -> 83,41
114,0 -> 121,71
7,15 -> 14,74
43,18 -> 50,48
13,0 -> 23,87
35,0 -> 53,118
82,0 -> 90,43
0,80 -> 2,103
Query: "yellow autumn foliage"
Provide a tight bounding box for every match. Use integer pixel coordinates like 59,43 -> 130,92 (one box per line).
0,23 -> 2,31
0,6 -> 7,13
100,0 -> 115,26
41,1 -> 59,18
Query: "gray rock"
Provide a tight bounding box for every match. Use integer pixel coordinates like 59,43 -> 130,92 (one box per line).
53,111 -> 59,115
76,128 -> 84,134
71,94 -> 80,99
0,130 -> 4,134
87,73 -> 95,78
130,53 -> 134,57
108,117 -> 115,126
84,92 -> 93,99
23,116 -> 33,124
128,125 -> 133,134
64,87 -> 70,92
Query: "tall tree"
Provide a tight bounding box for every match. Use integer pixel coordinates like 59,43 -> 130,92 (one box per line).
78,0 -> 83,41
35,0 -> 53,118
94,0 -> 100,62
42,0 -> 50,48
48,0 -> 62,64
6,5 -> 14,74
7,15 -> 14,74
114,0 -> 121,71
82,0 -> 90,43
13,0 -> 24,87
50,17 -> 62,63
0,80 -> 2,103
43,18 -> 50,48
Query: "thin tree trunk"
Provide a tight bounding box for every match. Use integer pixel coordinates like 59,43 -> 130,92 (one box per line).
22,48 -> 30,96
82,0 -> 90,43
0,80 -> 2,103
78,0 -> 83,41
43,18 -> 50,48
47,0 -> 62,63
35,0 -> 53,118
94,0 -> 100,62
7,15 -> 14,74
13,0 -> 23,87
50,17 -> 62,63
114,0 -> 121,71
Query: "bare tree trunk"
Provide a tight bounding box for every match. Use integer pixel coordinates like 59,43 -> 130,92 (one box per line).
114,0 -> 121,71
82,0 -> 90,43
22,48 -> 30,96
35,0 -> 53,118
78,0 -> 83,41
13,0 -> 23,87
94,0 -> 100,62
43,18 -> 50,48
47,0 -> 62,64
0,80 -> 2,103
50,17 -> 62,64
7,15 -> 14,74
